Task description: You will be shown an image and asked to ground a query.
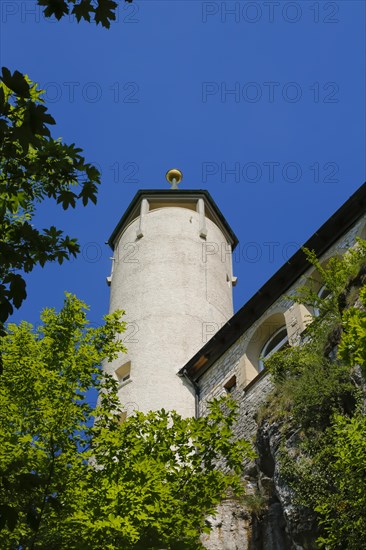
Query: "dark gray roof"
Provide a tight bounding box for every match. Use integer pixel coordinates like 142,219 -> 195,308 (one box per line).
108,189 -> 239,250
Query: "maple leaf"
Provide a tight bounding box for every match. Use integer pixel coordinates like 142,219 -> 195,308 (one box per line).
1,68 -> 30,98
94,0 -> 118,28
72,0 -> 93,23
38,0 -> 69,20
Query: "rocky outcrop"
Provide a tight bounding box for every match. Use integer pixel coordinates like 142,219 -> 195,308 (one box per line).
201,500 -> 252,550
250,501 -> 291,550
202,418 -> 318,550
253,420 -> 318,550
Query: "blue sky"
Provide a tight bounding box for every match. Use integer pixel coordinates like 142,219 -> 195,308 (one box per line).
1,0 -> 365,332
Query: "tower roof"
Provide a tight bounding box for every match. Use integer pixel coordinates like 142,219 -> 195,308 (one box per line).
107,189 -> 239,250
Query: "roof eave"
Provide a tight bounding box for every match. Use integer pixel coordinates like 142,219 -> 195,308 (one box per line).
107,189 -> 239,250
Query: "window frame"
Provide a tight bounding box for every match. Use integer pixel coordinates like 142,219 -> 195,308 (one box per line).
313,284 -> 331,317
258,326 -> 288,372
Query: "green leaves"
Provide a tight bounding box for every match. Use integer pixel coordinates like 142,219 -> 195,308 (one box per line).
6,273 -> 26,309
0,505 -> 18,531
313,413 -> 366,549
27,102 -> 56,135
72,0 -> 93,23
1,68 -> 30,98
80,398 -> 253,549
262,248 -> 366,549
37,0 -> 131,28
0,295 -> 127,546
1,68 -> 56,152
0,295 -> 253,549
38,0 -> 69,20
0,0 -> 128,326
338,285 -> 366,373
56,189 -> 78,209
94,0 -> 118,28
0,70 -> 101,322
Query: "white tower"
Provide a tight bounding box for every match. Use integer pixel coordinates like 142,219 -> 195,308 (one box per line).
104,171 -> 238,418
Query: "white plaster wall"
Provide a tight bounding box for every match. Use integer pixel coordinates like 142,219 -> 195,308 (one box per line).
105,205 -> 234,417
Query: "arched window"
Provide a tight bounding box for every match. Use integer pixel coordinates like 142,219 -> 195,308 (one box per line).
259,326 -> 288,372
314,284 -> 331,317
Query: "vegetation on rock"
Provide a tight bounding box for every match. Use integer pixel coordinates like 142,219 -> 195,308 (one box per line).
262,239 -> 366,549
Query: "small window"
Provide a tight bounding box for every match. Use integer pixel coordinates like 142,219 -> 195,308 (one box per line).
115,361 -> 131,387
313,284 -> 331,317
224,375 -> 237,393
259,327 -> 288,372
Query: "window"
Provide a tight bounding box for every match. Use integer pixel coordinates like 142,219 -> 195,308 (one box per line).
259,327 -> 288,371
314,284 -> 331,317
224,375 -> 237,393
115,361 -> 131,387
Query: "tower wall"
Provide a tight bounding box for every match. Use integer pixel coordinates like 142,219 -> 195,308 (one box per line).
105,204 -> 234,417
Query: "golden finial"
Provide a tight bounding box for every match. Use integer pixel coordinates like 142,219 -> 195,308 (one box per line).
166,168 -> 183,189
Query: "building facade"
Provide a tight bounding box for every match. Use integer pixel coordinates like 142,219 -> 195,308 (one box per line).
181,183 -> 366,417
104,183 -> 366,422
104,181 -> 366,548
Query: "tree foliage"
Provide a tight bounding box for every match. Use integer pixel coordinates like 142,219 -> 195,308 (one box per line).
0,0 -> 133,331
338,284 -> 366,375
314,413 -> 366,549
38,0 -> 132,28
0,294 -> 253,549
263,240 -> 366,549
0,69 -> 101,327
265,241 -> 366,428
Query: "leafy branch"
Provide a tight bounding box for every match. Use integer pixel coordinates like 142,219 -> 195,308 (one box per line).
38,0 -> 133,28
0,69 -> 101,326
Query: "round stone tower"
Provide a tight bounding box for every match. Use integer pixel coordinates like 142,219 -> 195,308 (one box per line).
104,179 -> 238,418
